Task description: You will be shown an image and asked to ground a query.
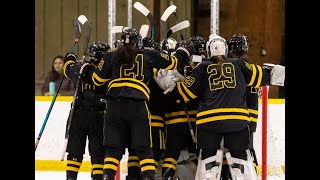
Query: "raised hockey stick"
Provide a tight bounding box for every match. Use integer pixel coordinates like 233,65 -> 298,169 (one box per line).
168,0 -> 185,40
35,18 -> 81,152
166,20 -> 190,39
133,2 -> 155,41
160,5 -> 177,38
139,24 -> 149,39
111,26 -> 124,34
60,15 -> 92,161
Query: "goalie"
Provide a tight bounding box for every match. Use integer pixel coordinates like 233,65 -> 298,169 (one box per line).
155,34 -> 285,180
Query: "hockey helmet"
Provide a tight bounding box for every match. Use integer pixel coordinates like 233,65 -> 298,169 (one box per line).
121,28 -> 142,48
87,41 -> 110,62
206,34 -> 228,59
227,34 -> 250,56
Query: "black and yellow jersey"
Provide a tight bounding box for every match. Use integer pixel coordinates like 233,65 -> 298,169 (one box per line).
85,49 -> 187,101
247,87 -> 259,132
148,75 -> 167,128
171,57 -> 270,132
63,61 -> 108,110
164,97 -> 198,126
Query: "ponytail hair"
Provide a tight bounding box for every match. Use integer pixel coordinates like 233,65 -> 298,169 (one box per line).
114,44 -> 138,67
211,55 -> 225,73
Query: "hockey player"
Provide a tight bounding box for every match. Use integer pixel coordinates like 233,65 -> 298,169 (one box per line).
126,38 -> 167,180
67,28 -> 195,180
156,34 -> 284,180
62,41 -> 111,180
227,34 -> 260,172
160,36 -> 207,180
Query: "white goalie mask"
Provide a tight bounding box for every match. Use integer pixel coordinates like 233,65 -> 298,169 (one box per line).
206,34 -> 228,59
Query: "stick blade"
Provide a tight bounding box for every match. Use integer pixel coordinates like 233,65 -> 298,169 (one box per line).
77,15 -> 88,25
139,24 -> 149,39
133,2 -> 150,16
73,19 -> 81,40
160,5 -> 177,22
167,20 -> 190,38
111,26 -> 124,34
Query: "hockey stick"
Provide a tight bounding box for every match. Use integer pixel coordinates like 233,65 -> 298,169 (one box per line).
111,26 -> 125,34
168,0 -> 185,40
160,5 -> 177,38
133,2 -> 155,41
182,102 -> 196,143
166,20 -> 190,39
249,132 -> 259,170
35,18 -> 81,152
60,15 -> 92,161
139,24 -> 149,39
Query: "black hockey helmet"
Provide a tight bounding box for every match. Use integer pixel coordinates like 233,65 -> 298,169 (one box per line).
121,28 -> 142,48
189,36 -> 207,57
87,41 -> 110,62
227,34 -> 250,56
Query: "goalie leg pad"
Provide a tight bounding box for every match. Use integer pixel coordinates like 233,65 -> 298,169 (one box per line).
225,150 -> 257,180
196,149 -> 224,180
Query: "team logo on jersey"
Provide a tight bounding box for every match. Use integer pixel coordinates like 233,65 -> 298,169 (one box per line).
160,52 -> 169,60
183,76 -> 195,87
98,59 -> 104,71
245,61 -> 252,70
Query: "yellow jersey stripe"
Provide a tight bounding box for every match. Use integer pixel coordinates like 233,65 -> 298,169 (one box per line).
162,164 -> 176,170
165,110 -> 197,118
163,158 -> 177,164
248,109 -> 258,115
141,166 -> 156,172
66,160 -> 82,166
103,164 -> 118,171
151,122 -> 164,127
128,162 -> 141,167
248,64 -> 257,86
181,82 -> 197,99
165,118 -> 196,125
66,166 -> 80,172
164,56 -> 177,70
196,115 -> 250,125
104,157 -> 119,164
197,108 -> 249,117
108,82 -> 150,101
255,65 -> 263,88
151,115 -> 163,121
249,117 -> 258,122
140,159 -> 154,165
109,78 -> 150,93
177,82 -> 189,102
128,156 -> 139,161
63,60 -> 74,79
92,170 -> 103,175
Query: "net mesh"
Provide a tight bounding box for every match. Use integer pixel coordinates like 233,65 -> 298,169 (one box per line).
253,87 -> 285,179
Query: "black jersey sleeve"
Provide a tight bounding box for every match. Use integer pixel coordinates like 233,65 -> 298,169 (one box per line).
86,52 -> 113,86
237,58 -> 271,88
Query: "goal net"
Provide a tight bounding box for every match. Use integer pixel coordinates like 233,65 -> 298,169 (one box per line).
253,86 -> 285,180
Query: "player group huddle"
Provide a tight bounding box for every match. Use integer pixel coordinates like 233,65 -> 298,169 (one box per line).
59,3 -> 285,180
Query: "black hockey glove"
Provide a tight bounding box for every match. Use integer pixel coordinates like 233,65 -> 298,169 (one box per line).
64,52 -> 77,63
175,40 -> 196,60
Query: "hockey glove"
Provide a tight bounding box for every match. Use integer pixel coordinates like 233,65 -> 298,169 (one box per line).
263,63 -> 285,86
175,40 -> 196,60
64,52 -> 77,63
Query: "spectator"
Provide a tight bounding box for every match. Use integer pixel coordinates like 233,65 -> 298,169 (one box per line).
41,55 -> 75,96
